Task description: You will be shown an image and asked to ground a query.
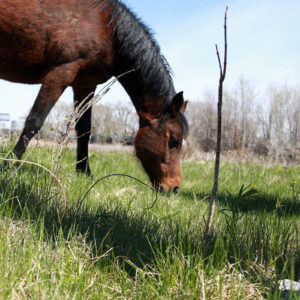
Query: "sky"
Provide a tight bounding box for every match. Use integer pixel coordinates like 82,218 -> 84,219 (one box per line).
0,0 -> 300,120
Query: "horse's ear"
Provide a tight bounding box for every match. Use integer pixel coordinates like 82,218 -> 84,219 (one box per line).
171,91 -> 184,117
181,101 -> 188,113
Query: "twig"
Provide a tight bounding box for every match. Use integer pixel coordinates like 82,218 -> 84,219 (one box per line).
205,6 -> 228,236
77,173 -> 158,214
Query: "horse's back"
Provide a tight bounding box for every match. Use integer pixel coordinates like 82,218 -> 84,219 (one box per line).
0,0 -> 113,84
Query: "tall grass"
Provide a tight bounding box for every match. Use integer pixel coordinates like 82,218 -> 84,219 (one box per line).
0,141 -> 299,299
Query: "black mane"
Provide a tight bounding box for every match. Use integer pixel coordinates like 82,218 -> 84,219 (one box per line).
96,0 -> 188,136
97,0 -> 175,104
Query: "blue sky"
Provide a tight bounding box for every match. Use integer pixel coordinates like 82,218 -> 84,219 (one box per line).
1,0 -> 300,119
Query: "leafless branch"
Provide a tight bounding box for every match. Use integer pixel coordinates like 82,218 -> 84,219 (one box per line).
205,6 -> 228,236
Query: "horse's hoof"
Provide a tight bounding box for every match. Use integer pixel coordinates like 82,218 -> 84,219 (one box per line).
76,167 -> 93,178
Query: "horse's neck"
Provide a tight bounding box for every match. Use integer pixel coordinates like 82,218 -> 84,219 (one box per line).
117,72 -> 164,117
107,0 -> 175,117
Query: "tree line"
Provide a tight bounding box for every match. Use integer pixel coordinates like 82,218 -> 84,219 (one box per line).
187,78 -> 300,156
42,101 -> 138,144
41,78 -> 299,157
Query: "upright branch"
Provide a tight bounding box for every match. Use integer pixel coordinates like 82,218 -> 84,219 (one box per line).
205,6 -> 228,236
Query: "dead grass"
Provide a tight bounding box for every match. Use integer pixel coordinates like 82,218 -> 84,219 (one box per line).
30,139 -> 134,153
181,139 -> 300,167
204,265 -> 266,300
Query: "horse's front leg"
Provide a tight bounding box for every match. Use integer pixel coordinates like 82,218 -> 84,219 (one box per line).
73,86 -> 96,175
13,62 -> 80,159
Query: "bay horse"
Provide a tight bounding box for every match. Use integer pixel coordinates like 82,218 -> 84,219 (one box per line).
0,0 -> 188,193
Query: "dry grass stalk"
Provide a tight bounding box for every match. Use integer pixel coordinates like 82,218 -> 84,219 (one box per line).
51,73 -> 124,174
0,157 -> 67,221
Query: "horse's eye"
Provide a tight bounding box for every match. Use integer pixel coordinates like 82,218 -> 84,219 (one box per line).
169,136 -> 180,148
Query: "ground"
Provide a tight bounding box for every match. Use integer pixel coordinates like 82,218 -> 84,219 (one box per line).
0,141 -> 299,299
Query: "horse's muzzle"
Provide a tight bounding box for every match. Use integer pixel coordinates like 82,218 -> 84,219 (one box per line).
157,184 -> 180,194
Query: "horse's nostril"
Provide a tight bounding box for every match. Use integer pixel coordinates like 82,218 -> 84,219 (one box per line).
173,186 -> 179,194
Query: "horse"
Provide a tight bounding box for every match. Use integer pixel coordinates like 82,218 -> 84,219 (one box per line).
0,0 -> 188,193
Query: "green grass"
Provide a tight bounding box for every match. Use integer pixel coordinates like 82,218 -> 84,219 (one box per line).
0,143 -> 299,299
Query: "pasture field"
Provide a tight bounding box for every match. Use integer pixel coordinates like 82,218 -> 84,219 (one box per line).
0,143 -> 299,299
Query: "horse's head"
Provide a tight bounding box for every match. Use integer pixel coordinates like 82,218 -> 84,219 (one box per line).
135,92 -> 188,193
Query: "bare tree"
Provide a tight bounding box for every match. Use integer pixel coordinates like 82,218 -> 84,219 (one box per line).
286,87 -> 300,146
257,101 -> 272,142
268,85 -> 289,145
92,103 -> 138,143
185,90 -> 218,151
223,89 -> 239,149
115,102 -> 138,136
235,77 -> 256,148
206,6 -> 228,236
42,102 -> 73,140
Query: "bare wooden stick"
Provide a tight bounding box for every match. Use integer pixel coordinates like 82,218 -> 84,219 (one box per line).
205,6 -> 228,236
